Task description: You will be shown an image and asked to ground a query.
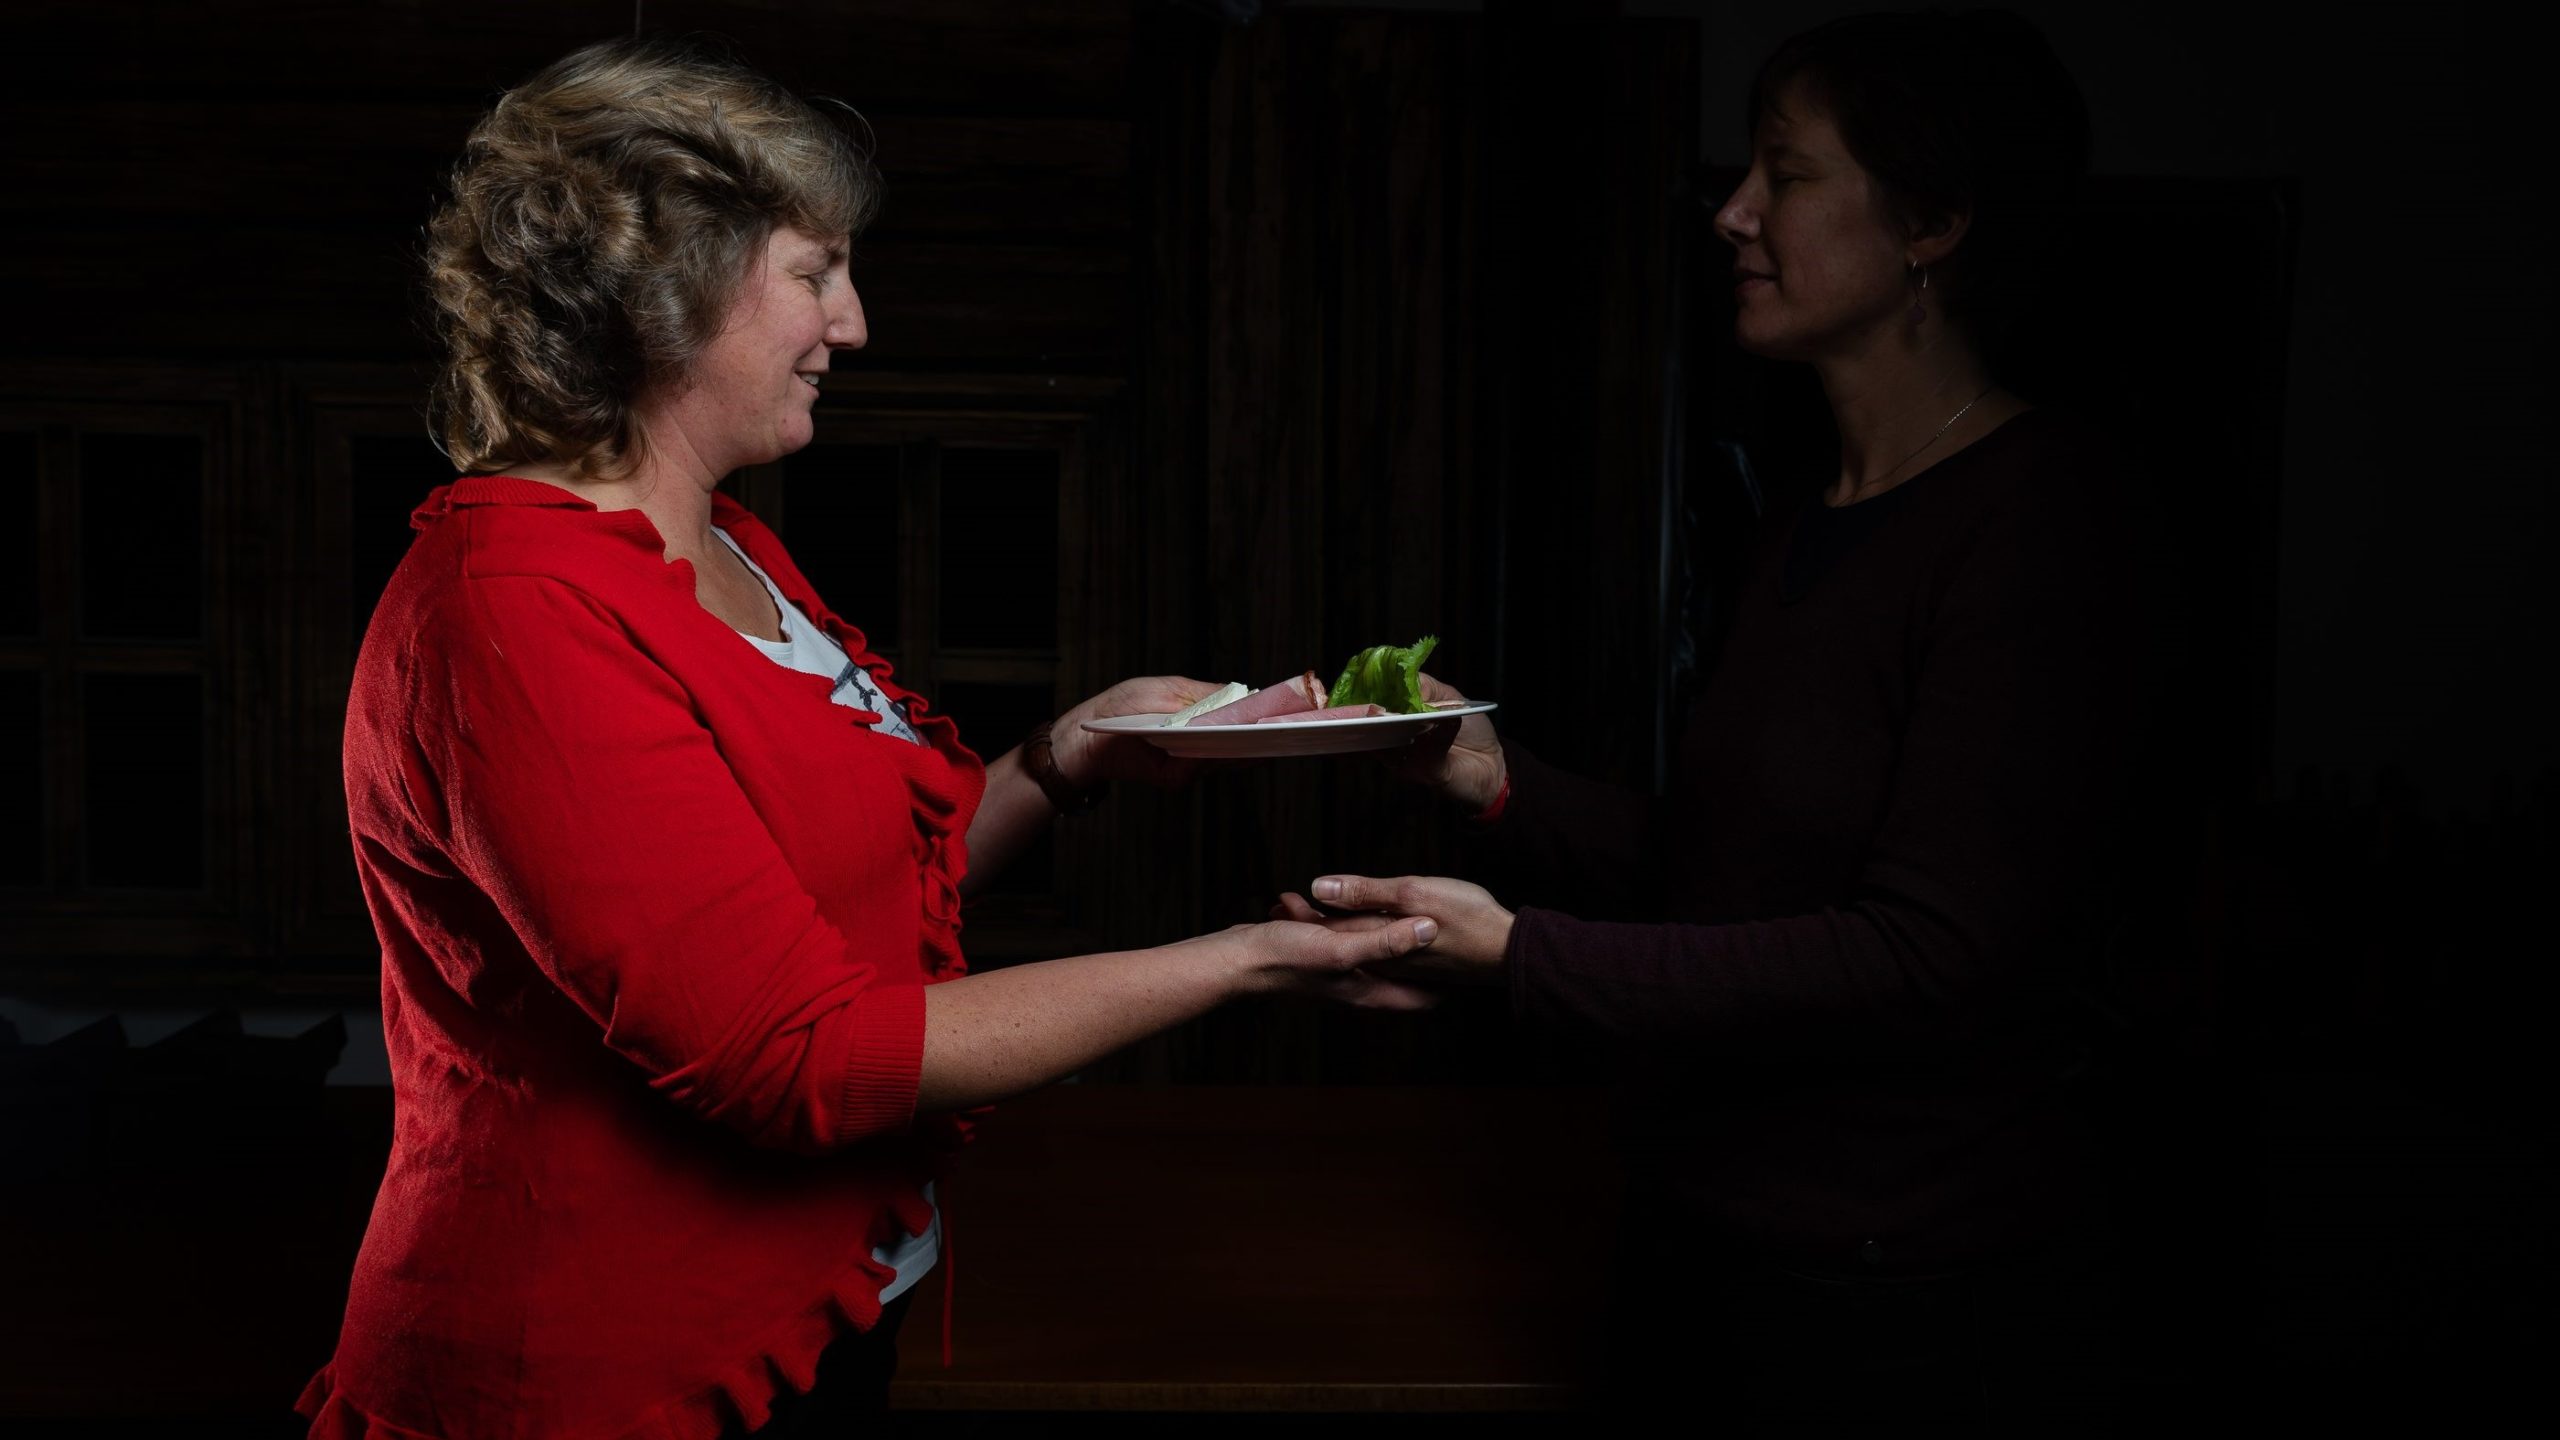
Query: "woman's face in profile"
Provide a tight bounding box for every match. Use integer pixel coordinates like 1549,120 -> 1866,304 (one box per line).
1715,85 -> 1911,362
675,226 -> 867,470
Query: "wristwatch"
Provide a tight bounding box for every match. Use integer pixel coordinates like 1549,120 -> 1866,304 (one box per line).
1023,719 -> 1103,816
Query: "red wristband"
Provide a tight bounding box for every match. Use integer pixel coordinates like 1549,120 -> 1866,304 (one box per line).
1470,772 -> 1512,825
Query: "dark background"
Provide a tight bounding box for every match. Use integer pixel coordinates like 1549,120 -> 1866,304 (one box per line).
2,0 -> 2549,1429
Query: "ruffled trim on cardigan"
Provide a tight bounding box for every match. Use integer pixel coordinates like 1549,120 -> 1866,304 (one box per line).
297,1371 -> 436,1440
710,494 -> 987,987
887,702 -> 975,983
297,1249 -> 909,1440
869,696 -> 986,1159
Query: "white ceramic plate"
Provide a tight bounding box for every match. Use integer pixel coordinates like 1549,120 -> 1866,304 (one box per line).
1080,702 -> 1497,758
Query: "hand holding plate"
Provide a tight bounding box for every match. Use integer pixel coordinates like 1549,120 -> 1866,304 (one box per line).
1052,675 -> 1224,787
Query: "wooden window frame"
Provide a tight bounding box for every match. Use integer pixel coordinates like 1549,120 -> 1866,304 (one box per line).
732,372 -> 1124,964
0,364 -> 262,976
1,363 -> 1128,990
273,363 -> 441,976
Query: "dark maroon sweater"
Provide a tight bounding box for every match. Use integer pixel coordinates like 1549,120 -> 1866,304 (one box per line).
1493,409 -> 2162,1276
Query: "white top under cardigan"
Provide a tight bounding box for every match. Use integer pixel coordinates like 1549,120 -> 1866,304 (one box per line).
713,526 -> 940,1303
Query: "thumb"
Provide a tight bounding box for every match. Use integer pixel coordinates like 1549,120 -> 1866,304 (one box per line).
1311,874 -> 1413,912
1355,916 -> 1437,962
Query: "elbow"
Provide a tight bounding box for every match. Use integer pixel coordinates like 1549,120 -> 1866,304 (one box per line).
745,1090 -> 917,1156
1841,901 -> 2041,1048
656,982 -> 930,1155
671,1065 -> 920,1156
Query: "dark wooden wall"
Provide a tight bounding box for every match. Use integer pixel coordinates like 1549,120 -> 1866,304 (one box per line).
0,0 -> 1151,989
2,0 -> 1135,369
0,2 -> 1703,1085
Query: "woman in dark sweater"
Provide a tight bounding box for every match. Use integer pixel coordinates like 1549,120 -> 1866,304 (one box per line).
1283,11 -> 2152,1426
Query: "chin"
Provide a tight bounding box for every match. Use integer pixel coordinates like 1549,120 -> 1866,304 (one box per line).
769,417 -> 815,459
1732,319 -> 1807,363
1735,303 -> 1856,364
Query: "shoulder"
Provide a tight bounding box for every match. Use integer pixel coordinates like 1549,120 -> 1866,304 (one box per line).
1954,408 -> 2133,505
384,545 -> 700,728
1875,415 -> 2147,644
1931,407 -> 2148,562
391,501 -> 701,662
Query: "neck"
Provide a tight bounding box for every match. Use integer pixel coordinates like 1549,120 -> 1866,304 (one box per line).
509,411 -> 727,563
1814,320 -> 2000,506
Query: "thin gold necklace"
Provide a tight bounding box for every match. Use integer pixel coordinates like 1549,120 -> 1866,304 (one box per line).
1853,383 -> 1996,500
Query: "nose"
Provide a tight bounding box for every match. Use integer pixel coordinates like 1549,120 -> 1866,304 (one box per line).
828,281 -> 868,352
1713,179 -> 1758,251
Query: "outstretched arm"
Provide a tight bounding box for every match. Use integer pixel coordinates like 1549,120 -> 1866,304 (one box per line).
1388,672 -> 1663,917
1298,491 -> 2150,1060
407,582 -> 1431,1153
917,918 -> 1437,1112
961,674 -> 1222,896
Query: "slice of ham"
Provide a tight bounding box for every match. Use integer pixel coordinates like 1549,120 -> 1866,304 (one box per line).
1189,671 -> 1327,726
1255,703 -> 1385,724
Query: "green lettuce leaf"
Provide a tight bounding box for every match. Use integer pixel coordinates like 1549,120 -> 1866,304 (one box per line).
1326,635 -> 1440,714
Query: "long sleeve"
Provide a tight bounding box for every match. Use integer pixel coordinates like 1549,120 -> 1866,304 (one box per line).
395,572 -> 925,1150
1508,477 -> 2143,1062
1470,736 -> 1662,918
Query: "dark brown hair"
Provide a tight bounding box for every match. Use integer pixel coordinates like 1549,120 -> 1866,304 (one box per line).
1749,9 -> 2090,355
424,34 -> 878,478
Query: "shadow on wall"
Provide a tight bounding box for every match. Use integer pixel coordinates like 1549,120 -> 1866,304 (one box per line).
2233,766 -> 2556,1426
2227,763 -> 2559,1122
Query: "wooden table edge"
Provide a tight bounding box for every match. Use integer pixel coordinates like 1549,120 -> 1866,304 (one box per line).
887,1380 -> 1586,1413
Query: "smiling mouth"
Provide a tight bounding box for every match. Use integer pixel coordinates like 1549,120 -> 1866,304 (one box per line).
796,373 -> 823,389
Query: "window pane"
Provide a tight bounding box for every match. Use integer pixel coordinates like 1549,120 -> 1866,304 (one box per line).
938,447 -> 1058,651
934,680 -> 1057,762
81,672 -> 204,890
936,680 -> 1055,894
0,670 -> 38,887
778,443 -> 903,649
80,433 -> 204,640
0,431 -> 35,637
348,435 -> 446,645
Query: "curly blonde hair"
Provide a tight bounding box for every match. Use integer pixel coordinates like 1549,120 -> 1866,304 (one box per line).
424,34 -> 877,478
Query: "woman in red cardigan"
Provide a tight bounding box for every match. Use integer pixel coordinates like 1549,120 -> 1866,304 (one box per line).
296,36 -> 1437,1440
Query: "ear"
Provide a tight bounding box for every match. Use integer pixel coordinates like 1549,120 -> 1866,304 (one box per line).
1905,206 -> 1972,269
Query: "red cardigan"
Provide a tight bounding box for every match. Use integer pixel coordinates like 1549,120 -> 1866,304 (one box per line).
298,477 -> 985,1440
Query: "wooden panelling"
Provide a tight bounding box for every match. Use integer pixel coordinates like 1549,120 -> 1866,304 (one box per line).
2,225 -> 460,362
1107,8 -> 1696,1082
0,5 -> 1709,1090
843,240 -> 1129,367
657,0 -> 1135,117
0,3 -> 1135,368
0,367 -> 265,964
1476,15 -> 1696,791
0,100 -> 475,225
0,102 -> 1129,239
273,365 -> 440,966
0,234 -> 1126,370
8,1 -> 1131,112
0,0 -> 1146,970
857,115 -> 1134,240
